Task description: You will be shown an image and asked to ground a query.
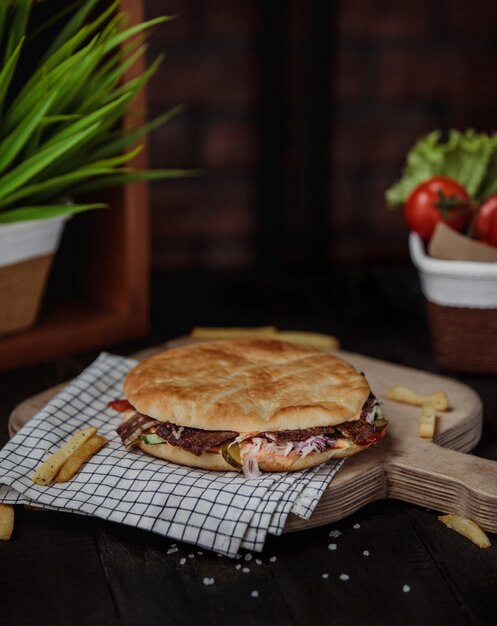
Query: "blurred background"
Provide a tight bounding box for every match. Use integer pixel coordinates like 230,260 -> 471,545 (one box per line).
4,0 -> 497,371
144,0 -> 497,271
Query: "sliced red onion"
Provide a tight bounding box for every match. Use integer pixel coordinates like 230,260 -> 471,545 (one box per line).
364,401 -> 381,423
295,435 -> 337,457
242,456 -> 262,479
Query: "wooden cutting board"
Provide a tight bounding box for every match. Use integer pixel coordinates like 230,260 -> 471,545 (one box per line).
9,338 -> 497,534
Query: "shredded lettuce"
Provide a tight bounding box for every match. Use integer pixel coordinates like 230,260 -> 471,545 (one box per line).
386,129 -> 497,207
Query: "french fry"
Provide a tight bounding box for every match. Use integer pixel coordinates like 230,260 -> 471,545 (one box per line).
419,404 -> 437,439
54,434 -> 108,483
32,427 -> 98,486
438,514 -> 491,548
191,326 -> 340,351
385,385 -> 449,411
191,326 -> 277,340
0,504 -> 14,541
275,331 -> 340,351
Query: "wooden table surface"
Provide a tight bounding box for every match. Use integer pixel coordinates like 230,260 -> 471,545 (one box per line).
1,266 -> 497,626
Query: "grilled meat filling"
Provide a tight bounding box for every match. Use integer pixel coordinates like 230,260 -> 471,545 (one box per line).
114,392 -> 384,455
155,422 -> 238,456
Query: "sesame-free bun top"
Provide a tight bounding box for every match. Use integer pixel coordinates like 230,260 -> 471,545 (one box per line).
124,339 -> 370,432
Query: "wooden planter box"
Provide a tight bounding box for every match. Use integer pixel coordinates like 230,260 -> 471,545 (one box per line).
0,0 -> 150,372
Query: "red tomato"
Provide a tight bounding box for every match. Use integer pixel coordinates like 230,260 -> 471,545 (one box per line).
358,428 -> 386,447
108,399 -> 133,412
488,213 -> 497,247
404,176 -> 470,241
472,195 -> 497,243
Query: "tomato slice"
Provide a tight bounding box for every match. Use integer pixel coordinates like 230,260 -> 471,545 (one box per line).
108,399 -> 133,412
358,428 -> 386,447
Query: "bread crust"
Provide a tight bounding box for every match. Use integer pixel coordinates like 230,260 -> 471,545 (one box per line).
124,339 -> 370,432
137,438 -> 365,472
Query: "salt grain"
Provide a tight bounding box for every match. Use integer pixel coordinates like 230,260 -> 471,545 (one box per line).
179,558 -> 186,566
245,553 -> 253,561
403,584 -> 411,593
328,543 -> 337,551
255,559 -> 262,565
251,591 -> 259,598
167,547 -> 178,555
362,550 -> 370,557
203,577 -> 215,586
269,556 -> 277,562
242,567 -> 250,573
188,554 -> 194,559
339,574 -> 350,581
235,553 -> 242,560
322,573 -> 329,579
197,551 -> 203,555
353,523 -> 361,529
235,564 -> 241,570
329,530 -> 341,538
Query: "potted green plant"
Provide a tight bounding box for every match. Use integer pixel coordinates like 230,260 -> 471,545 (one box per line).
0,0 -> 187,335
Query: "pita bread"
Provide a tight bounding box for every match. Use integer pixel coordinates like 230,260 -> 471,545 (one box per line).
124,339 -> 371,432
138,437 -> 365,472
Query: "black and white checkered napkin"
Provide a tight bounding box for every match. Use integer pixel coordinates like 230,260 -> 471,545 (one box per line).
0,353 -> 342,556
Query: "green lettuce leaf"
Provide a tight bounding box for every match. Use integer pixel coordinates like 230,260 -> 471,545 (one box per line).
476,143 -> 497,199
386,129 -> 497,208
442,130 -> 494,197
385,131 -> 445,207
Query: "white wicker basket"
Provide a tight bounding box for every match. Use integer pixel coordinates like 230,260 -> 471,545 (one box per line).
408,232 -> 497,372
409,232 -> 497,308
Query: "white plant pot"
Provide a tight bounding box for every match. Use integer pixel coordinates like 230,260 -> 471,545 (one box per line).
0,215 -> 71,336
0,215 -> 70,268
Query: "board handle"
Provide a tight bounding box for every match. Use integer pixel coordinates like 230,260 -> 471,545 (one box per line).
387,441 -> 497,533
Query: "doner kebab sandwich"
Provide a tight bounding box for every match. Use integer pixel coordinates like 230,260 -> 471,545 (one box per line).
111,339 -> 387,478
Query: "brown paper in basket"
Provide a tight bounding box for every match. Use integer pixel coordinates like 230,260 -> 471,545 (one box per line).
428,223 -> 497,262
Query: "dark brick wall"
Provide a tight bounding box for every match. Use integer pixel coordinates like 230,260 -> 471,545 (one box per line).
144,0 -> 497,270
144,0 -> 258,271
330,0 -> 497,264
